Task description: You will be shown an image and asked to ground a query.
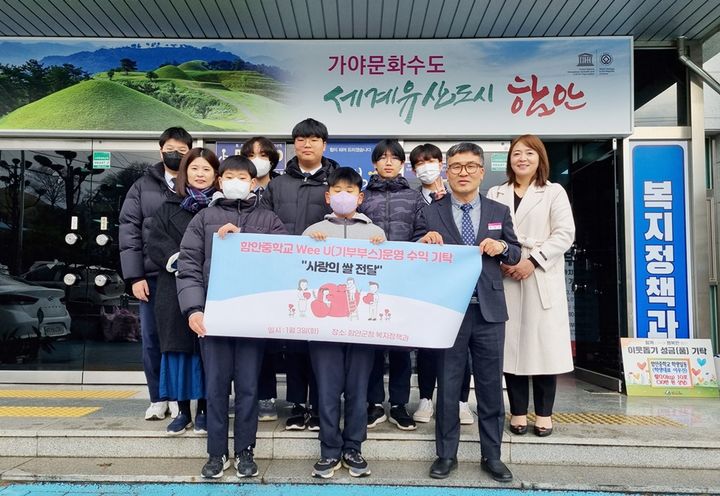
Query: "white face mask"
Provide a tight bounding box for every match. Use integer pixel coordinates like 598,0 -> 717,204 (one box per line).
415,162 -> 441,185
222,178 -> 252,200
251,157 -> 272,178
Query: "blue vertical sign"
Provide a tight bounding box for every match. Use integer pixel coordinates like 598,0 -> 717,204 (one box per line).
324,141 -> 376,188
632,143 -> 691,339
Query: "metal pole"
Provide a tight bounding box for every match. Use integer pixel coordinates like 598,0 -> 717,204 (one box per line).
677,36 -> 720,95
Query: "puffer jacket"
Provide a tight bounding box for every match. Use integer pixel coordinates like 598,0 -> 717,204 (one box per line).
259,156 -> 338,234
358,174 -> 426,241
177,196 -> 288,317
119,162 -> 174,281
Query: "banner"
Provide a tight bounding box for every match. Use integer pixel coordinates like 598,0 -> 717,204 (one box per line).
630,142 -> 692,339
0,37 -> 632,136
203,233 -> 482,348
621,338 -> 719,397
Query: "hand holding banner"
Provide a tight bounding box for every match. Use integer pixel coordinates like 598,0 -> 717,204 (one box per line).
203,233 -> 482,348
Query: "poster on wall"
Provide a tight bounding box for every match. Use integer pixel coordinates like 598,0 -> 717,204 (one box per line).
203,233 -> 482,348
0,37 -> 632,136
621,338 -> 719,397
630,142 -> 692,339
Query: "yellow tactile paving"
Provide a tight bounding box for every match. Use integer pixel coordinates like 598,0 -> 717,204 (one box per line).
518,412 -> 684,427
0,406 -> 100,417
0,389 -> 137,399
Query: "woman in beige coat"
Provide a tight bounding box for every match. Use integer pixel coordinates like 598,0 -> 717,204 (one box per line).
487,134 -> 575,437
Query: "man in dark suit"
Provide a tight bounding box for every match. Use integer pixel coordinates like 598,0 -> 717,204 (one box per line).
416,142 -> 521,483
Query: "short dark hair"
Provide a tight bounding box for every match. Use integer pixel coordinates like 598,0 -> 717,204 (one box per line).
506,134 -> 550,187
159,127 -> 193,148
175,148 -> 220,197
240,136 -> 280,169
446,142 -> 485,163
371,139 -> 405,163
292,118 -> 328,141
219,155 -> 257,178
409,143 -> 443,168
327,167 -> 362,190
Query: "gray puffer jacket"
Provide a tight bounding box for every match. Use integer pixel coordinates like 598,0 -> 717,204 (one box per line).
358,174 -> 426,242
176,196 -> 288,317
119,162 -> 174,281
259,156 -> 338,234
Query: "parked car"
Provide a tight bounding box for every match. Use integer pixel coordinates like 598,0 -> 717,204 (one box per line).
22,261 -> 125,306
0,274 -> 71,363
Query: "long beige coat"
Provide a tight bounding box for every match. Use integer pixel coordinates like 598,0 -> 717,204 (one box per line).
487,181 -> 575,375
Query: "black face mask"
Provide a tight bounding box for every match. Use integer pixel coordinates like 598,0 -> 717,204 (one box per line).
162,151 -> 184,171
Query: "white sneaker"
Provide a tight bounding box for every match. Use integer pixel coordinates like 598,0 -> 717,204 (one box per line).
459,401 -> 474,425
413,398 -> 434,423
168,401 -> 180,419
145,401 -> 168,420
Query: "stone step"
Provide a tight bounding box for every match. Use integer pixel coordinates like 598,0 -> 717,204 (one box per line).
2,417 -> 719,470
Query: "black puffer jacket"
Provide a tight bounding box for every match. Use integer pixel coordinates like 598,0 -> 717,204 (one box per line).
177,197 -> 288,317
146,196 -> 197,354
259,156 -> 338,234
358,175 -> 426,241
119,162 -> 174,281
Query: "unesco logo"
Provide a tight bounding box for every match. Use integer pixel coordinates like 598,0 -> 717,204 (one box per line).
600,53 -> 613,65
577,53 -> 593,67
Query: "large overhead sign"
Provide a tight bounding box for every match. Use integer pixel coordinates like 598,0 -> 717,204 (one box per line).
0,37 -> 632,137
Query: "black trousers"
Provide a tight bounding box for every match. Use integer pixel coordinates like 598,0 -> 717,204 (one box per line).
200,336 -> 264,457
367,348 -> 411,406
285,349 -> 318,408
417,348 -> 472,402
309,341 -> 375,459
504,373 -> 557,417
258,350 -> 277,401
436,304 -> 505,461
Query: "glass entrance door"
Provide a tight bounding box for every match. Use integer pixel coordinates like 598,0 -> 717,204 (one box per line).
0,139 -> 160,382
568,140 -> 626,390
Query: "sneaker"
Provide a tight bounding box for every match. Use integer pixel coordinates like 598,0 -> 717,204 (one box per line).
144,401 -> 168,421
312,457 -> 341,478
306,410 -> 320,431
201,454 -> 230,479
285,403 -> 308,430
258,398 -> 278,421
342,449 -> 371,477
413,398 -> 434,423
168,401 -> 180,419
235,446 -> 259,478
166,412 -> 193,435
459,401 -> 475,425
389,404 -> 417,430
193,412 -> 207,434
367,403 -> 387,428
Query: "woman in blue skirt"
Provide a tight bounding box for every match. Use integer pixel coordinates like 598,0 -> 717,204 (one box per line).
147,147 -> 219,435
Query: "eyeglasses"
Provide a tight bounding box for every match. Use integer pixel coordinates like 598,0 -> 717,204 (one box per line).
447,162 -> 483,174
378,154 -> 402,163
295,137 -> 323,146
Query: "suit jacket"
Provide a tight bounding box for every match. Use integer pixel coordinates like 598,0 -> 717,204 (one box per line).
416,194 -> 521,323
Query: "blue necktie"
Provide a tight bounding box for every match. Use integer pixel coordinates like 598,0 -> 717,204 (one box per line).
460,203 -> 475,245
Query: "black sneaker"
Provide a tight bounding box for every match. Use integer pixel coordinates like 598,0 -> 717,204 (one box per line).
312,457 -> 341,478
306,410 -> 320,431
389,404 -> 417,430
342,448 -> 371,477
285,403 -> 308,431
235,446 -> 259,478
201,454 -> 230,479
367,403 -> 387,428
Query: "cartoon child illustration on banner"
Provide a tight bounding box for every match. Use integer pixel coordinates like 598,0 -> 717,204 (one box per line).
297,279 -> 313,317
363,282 -> 380,321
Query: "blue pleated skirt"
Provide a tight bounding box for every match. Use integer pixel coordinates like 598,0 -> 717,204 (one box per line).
159,351 -> 205,400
